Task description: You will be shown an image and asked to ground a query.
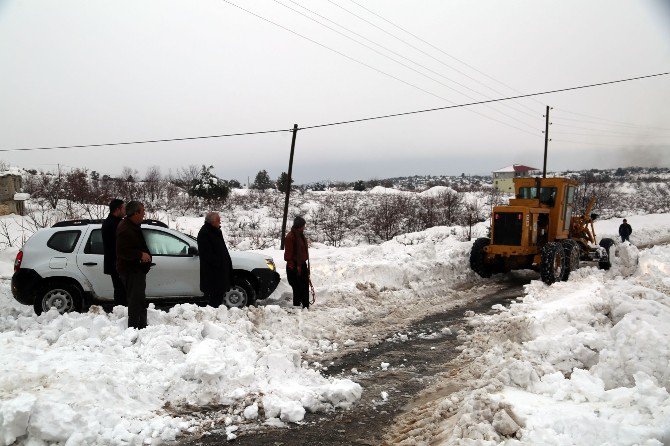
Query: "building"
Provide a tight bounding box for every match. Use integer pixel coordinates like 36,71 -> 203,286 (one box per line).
0,172 -> 28,216
492,164 -> 540,193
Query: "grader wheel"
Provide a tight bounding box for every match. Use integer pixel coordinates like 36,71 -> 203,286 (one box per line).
470,238 -> 493,278
561,239 -> 581,281
540,242 -> 565,285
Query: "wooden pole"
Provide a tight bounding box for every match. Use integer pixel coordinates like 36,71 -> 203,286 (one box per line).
543,105 -> 550,178
280,124 -> 299,249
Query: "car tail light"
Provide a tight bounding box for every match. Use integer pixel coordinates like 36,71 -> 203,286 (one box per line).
14,250 -> 23,273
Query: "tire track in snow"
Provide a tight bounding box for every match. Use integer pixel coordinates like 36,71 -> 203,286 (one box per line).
180,277 -> 527,445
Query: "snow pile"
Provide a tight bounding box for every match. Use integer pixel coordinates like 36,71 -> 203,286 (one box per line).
0,300 -> 361,445
434,246 -> 670,445
0,222 -> 479,445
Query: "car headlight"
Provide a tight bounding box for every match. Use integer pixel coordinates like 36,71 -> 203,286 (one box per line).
265,258 -> 276,271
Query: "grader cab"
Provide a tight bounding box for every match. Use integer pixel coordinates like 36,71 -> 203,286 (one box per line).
470,177 -> 614,284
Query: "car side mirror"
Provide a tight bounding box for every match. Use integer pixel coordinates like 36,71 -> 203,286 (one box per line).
188,246 -> 199,256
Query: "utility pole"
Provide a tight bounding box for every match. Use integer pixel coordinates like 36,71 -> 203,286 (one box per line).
542,106 -> 551,178
280,124 -> 299,250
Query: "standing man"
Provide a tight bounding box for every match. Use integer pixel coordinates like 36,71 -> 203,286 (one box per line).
197,212 -> 233,307
619,219 -> 632,243
284,216 -> 310,309
116,201 -> 152,329
102,198 -> 126,307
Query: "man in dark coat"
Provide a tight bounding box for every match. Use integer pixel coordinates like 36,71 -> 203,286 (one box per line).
619,219 -> 632,243
284,216 -> 310,309
116,201 -> 152,329
102,198 -> 126,306
197,212 -> 233,307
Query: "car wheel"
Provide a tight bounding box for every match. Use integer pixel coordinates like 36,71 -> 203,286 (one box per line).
223,277 -> 256,308
34,282 -> 82,315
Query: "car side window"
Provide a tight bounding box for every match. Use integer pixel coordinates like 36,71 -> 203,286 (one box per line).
142,229 -> 190,256
47,230 -> 81,253
84,229 -> 104,255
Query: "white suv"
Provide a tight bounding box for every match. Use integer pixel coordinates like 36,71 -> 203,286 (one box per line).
11,219 -> 280,314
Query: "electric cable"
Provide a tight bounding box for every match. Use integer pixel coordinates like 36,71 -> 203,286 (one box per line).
287,0 -> 540,124
226,0 -> 538,135
342,0 -> 544,112
552,122 -> 670,136
552,113 -> 670,132
298,72 -> 670,130
1,72 -> 667,152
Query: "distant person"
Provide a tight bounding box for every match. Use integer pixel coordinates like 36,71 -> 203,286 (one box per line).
116,201 -> 152,329
619,219 -> 632,243
284,216 -> 310,309
102,198 -> 126,307
197,212 -> 233,307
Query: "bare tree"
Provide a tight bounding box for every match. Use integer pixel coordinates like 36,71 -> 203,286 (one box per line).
320,194 -> 359,247
143,166 -> 165,207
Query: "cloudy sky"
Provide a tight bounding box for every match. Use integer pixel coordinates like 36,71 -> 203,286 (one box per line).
1,0 -> 669,183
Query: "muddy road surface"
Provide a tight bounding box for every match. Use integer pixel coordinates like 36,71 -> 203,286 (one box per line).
181,278 -> 526,446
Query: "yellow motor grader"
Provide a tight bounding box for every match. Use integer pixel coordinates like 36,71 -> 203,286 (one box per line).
470,176 -> 614,284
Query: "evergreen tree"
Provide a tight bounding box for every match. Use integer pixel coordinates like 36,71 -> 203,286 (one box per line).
252,169 -> 273,190
276,172 -> 293,193
353,180 -> 366,191
190,165 -> 230,203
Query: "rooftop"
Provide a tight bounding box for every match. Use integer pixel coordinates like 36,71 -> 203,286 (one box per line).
493,164 -> 540,173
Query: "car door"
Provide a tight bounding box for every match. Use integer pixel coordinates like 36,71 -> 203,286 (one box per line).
142,228 -> 201,298
75,227 -> 114,300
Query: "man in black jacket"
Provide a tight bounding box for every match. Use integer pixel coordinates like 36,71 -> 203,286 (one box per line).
116,201 -> 152,329
619,219 -> 632,243
197,212 -> 233,308
102,198 -> 126,307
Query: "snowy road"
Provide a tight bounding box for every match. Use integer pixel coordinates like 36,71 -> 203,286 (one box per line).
181,279 -> 526,445
1,213 -> 669,445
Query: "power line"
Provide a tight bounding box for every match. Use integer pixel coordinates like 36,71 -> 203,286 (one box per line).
1,72 -> 668,152
0,128 -> 292,152
552,122 -> 670,136
298,72 -> 670,130
343,0 -> 544,112
553,139 -> 669,147
227,0 -> 538,135
287,0 -> 540,124
552,114 -> 670,132
271,0 -> 540,133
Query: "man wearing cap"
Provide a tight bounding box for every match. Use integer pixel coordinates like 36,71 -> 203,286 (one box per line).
618,219 -> 632,243
284,216 -> 310,309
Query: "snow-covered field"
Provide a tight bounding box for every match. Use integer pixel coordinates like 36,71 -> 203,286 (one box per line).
1,212 -> 669,445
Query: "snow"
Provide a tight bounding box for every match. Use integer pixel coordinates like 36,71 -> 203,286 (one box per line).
427,241 -> 670,445
12,193 -> 29,201
1,209 -> 669,444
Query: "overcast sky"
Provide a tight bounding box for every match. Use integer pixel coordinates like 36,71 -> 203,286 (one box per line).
1,0 -> 669,183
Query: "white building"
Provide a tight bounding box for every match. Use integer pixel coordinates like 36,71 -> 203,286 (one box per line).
492,164 -> 540,193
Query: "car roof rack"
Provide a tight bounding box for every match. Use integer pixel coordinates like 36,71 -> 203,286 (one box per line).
52,219 -> 169,228
53,219 -> 104,227
142,219 -> 168,228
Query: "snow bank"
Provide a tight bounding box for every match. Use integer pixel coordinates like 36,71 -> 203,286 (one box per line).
0,223 -> 479,445
0,296 -> 361,445
434,245 -> 670,445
